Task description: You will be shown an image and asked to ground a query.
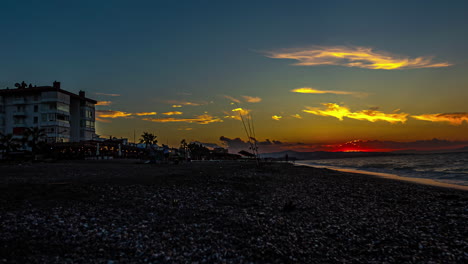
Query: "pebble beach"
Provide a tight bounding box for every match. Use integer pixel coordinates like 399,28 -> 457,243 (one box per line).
0,160 -> 467,263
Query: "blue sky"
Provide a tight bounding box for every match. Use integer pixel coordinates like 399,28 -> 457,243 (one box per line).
2,0 -> 468,151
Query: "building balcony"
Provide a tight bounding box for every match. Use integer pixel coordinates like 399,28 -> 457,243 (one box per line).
46,133 -> 70,138
13,111 -> 27,116
12,98 -> 26,104
41,97 -> 59,103
40,121 -> 71,128
13,123 -> 27,128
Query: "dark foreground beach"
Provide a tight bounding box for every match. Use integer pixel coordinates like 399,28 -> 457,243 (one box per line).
0,161 -> 466,263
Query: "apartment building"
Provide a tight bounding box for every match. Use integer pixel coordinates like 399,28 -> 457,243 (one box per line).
0,81 -> 97,143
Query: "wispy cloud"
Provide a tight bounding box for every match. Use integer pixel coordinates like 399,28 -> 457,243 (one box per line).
177,127 -> 193,131
224,108 -> 252,121
162,111 -> 183,116
412,113 -> 468,125
95,92 -> 121,97
242,96 -> 262,103
96,110 -> 156,119
266,45 -> 452,70
142,114 -> 223,124
166,100 -> 206,106
172,105 -> 183,108
291,114 -> 302,119
95,117 -> 112,123
224,95 -> 241,104
291,87 -> 368,97
134,112 -> 157,116
96,110 -> 133,118
272,115 -> 282,121
303,103 -> 408,123
96,101 -> 112,106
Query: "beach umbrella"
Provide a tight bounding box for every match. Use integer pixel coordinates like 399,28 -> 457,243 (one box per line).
96,143 -> 100,156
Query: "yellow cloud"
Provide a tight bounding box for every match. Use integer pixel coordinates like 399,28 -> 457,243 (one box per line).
266,46 -> 452,70
242,96 -> 262,103
97,110 -> 156,118
303,103 -> 408,123
291,114 -> 302,119
272,115 -> 282,121
412,113 -> 468,125
96,110 -> 133,118
291,87 -> 367,97
96,101 -> 112,106
172,105 -> 183,108
134,112 -> 157,116
163,111 -> 183,115
143,114 -> 223,124
232,107 -> 251,116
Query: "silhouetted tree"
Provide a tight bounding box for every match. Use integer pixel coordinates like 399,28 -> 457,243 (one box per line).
0,133 -> 20,158
179,139 -> 189,160
139,132 -> 157,149
187,142 -> 209,160
22,127 -> 46,157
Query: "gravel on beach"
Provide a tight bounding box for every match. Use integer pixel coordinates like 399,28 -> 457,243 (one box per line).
0,160 -> 467,263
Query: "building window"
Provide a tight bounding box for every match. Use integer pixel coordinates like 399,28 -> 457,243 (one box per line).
34,116 -> 38,124
34,105 -> 38,112
17,105 -> 25,112
34,94 -> 40,101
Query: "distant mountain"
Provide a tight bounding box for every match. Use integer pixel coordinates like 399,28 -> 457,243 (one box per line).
259,150 -> 397,160
261,146 -> 468,160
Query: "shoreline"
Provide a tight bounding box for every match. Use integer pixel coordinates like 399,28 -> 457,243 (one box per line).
295,162 -> 468,191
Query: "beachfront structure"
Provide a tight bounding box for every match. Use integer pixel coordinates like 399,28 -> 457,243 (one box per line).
0,81 -> 97,143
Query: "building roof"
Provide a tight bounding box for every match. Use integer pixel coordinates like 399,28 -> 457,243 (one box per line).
0,85 -> 97,104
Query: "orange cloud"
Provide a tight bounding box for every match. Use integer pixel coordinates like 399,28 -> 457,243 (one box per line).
96,101 -> 112,106
291,87 -> 367,97
242,96 -> 262,103
266,46 -> 452,70
412,113 -> 468,125
134,112 -> 157,116
95,92 -> 120,97
178,127 -> 193,131
163,111 -> 183,115
142,114 -> 223,125
272,115 -> 282,121
97,110 -> 156,118
303,103 -> 408,123
172,105 -> 183,108
291,114 -> 302,119
95,117 -> 112,123
96,110 -> 133,118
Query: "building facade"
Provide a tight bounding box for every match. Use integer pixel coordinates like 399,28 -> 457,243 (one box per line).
0,81 -> 97,143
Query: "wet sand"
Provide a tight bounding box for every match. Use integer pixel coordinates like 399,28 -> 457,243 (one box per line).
0,160 -> 467,263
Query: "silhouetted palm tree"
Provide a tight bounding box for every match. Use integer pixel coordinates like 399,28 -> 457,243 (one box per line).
22,127 -> 46,156
139,132 -> 157,149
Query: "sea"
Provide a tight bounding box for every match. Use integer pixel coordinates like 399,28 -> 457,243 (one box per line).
296,152 -> 468,187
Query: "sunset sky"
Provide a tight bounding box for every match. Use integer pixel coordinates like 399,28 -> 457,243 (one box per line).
2,0 -> 468,152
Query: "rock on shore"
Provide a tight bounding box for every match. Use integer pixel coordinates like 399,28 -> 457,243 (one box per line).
0,161 -> 467,263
